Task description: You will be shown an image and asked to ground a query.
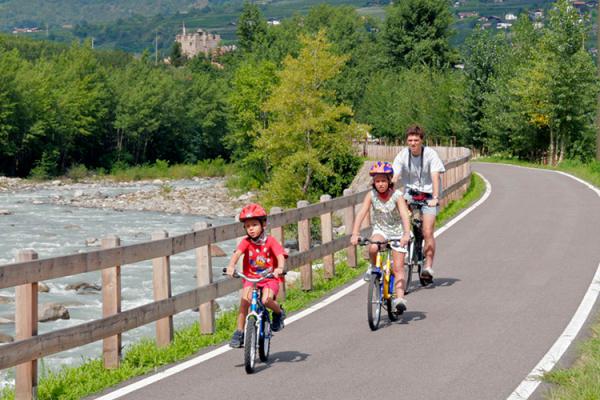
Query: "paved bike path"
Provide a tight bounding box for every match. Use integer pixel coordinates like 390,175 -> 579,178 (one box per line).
92,163 -> 600,400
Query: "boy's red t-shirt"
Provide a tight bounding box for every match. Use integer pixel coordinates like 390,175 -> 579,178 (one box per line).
236,235 -> 287,280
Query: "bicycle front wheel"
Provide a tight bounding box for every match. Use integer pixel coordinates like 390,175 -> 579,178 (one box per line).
367,274 -> 382,331
259,314 -> 271,362
244,315 -> 258,373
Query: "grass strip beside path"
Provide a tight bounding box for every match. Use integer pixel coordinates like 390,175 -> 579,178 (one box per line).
1,173 -> 485,400
476,157 -> 600,399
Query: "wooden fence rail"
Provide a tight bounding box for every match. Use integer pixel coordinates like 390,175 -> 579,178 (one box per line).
0,146 -> 470,400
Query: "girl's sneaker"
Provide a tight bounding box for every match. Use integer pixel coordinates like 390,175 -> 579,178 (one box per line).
363,265 -> 374,281
392,297 -> 407,315
230,330 -> 244,348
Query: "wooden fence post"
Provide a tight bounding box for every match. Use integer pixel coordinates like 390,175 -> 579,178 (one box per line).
320,195 -> 335,279
101,236 -> 121,369
343,189 -> 357,267
194,221 -> 215,334
297,200 -> 312,290
15,249 -> 38,400
152,230 -> 173,347
270,207 -> 286,302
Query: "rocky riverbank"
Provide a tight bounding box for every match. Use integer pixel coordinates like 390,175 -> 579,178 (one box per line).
0,176 -> 254,217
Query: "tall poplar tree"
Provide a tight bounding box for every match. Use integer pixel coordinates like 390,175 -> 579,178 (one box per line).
255,31 -> 367,207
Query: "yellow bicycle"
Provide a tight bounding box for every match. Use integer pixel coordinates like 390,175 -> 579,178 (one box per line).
358,238 -> 404,330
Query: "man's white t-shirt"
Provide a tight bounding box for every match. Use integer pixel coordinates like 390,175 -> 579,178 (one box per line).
392,146 -> 445,194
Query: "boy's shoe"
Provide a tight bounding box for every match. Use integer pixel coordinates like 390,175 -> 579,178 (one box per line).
229,330 -> 244,348
272,306 -> 286,332
420,267 -> 435,282
392,297 -> 407,315
363,265 -> 374,281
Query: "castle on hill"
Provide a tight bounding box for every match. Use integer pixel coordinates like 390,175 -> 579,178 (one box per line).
175,23 -> 223,58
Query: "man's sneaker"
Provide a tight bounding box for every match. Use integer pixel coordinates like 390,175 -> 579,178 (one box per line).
363,265 -> 374,281
272,306 -> 286,332
229,330 -> 244,348
421,267 -> 435,281
392,297 -> 407,315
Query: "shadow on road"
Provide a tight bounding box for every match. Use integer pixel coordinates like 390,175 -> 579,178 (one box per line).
407,277 -> 460,295
235,350 -> 310,373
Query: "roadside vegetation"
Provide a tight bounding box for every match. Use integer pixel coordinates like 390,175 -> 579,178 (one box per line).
0,173 -> 486,399
3,0 -> 595,208
543,323 -> 600,399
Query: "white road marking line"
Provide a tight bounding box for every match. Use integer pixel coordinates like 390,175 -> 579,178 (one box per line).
95,172 -> 493,400
505,166 -> 600,400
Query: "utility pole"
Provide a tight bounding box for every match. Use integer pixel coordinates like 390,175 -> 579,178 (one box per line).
155,31 -> 159,66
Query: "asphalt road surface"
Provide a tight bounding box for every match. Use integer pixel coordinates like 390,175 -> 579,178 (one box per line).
92,163 -> 600,400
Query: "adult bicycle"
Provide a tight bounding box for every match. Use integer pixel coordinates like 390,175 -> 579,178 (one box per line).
358,237 -> 406,331
406,199 -> 432,288
223,268 -> 278,373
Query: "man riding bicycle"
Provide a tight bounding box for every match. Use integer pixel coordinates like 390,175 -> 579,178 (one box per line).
392,124 -> 445,283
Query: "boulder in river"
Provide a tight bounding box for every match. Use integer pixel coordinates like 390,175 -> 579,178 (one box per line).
0,333 -> 14,343
65,282 -> 101,293
39,303 -> 70,322
0,295 -> 13,304
210,244 -> 227,257
38,282 -> 50,293
0,209 -> 12,215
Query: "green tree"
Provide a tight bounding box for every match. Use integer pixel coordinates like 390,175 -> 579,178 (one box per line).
237,2 -> 268,53
169,41 -> 186,67
383,0 -> 454,69
254,31 -> 367,207
461,29 -> 508,150
357,67 -> 464,142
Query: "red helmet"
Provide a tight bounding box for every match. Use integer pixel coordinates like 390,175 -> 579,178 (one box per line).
369,161 -> 394,176
239,203 -> 267,222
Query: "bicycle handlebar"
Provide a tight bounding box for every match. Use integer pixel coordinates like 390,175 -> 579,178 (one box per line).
408,199 -> 430,208
357,237 -> 404,246
221,267 -> 284,282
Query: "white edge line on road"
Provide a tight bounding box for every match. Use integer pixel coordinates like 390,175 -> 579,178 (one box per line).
504,166 -> 600,400
95,172 -> 493,400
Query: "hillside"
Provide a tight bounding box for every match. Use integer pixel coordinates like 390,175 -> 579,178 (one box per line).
0,0 -> 209,29
1,0 -> 581,53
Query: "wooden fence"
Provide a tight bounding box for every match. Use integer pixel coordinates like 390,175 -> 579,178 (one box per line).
0,146 -> 471,399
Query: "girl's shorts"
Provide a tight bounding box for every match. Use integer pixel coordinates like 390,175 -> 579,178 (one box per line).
243,278 -> 280,298
371,230 -> 408,253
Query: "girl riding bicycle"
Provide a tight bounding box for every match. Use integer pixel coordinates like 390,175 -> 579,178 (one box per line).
225,203 -> 286,348
350,161 -> 411,313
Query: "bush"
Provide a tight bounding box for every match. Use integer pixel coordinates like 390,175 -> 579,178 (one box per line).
29,150 -> 59,180
66,164 -> 89,181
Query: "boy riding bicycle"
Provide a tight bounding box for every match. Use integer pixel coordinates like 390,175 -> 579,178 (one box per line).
225,203 -> 286,348
350,161 -> 411,313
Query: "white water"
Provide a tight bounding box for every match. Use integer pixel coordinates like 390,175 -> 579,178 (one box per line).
0,180 -> 238,388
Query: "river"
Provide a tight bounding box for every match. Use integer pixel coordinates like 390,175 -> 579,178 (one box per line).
0,179 -> 239,389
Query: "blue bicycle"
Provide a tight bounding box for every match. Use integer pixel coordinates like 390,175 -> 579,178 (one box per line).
225,269 -> 275,373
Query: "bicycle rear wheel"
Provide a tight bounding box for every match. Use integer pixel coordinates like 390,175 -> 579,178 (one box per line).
367,275 -> 382,331
404,240 -> 414,294
414,238 -> 429,286
244,315 -> 258,373
259,314 -> 271,362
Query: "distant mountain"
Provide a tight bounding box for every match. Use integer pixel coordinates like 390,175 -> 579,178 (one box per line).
0,0 -> 209,30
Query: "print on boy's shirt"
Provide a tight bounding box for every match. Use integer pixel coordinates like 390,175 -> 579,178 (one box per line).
237,237 -> 286,279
